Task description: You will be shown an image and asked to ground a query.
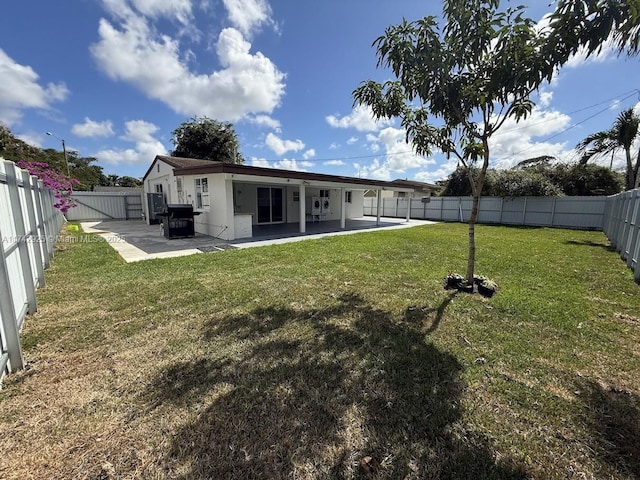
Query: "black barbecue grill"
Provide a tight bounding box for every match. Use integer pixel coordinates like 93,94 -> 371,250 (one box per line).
156,204 -> 200,239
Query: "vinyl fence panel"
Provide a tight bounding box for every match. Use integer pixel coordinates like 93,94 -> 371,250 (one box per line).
604,189 -> 640,282
364,195 -> 607,230
0,159 -> 63,380
65,191 -> 144,221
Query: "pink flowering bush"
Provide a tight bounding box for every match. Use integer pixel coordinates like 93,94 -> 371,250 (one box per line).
16,161 -> 79,214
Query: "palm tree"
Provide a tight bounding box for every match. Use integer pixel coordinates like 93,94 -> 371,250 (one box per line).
576,108 -> 640,190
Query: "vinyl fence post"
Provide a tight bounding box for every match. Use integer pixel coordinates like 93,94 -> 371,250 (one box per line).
522,197 -> 528,225
22,172 -> 45,288
550,197 -> 556,227
32,178 -> 51,270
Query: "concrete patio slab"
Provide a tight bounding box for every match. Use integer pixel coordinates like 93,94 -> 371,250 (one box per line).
80,217 -> 436,263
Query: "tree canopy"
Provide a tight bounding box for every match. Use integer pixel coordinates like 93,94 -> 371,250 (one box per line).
1,124 -> 142,190
441,163 -> 623,197
576,107 -> 640,190
171,117 -> 244,164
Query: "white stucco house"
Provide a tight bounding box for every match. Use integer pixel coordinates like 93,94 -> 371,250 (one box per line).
142,155 -> 414,241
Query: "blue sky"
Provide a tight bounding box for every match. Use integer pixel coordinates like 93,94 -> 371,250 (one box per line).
1,0 -> 638,182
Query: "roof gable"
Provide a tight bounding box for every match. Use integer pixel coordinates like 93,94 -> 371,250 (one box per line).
142,155 -> 221,181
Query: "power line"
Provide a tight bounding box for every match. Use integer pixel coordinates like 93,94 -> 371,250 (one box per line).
259,88 -> 639,165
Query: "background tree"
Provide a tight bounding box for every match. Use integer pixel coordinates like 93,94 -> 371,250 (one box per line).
441,167 -> 494,197
354,0 -> 549,283
490,169 -> 563,197
171,116 -> 244,164
1,124 -> 107,191
576,107 -> 640,190
440,163 -> 621,197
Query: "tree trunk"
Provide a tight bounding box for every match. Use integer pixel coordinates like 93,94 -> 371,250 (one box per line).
633,148 -> 640,189
465,142 -> 490,283
625,147 -> 634,190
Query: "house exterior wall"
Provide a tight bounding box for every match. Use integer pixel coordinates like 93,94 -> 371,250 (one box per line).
144,157 -> 412,240
179,173 -> 233,240
345,190 -> 364,218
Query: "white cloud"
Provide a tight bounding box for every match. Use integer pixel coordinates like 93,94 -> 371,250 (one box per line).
265,132 -> 304,155
414,156 -> 459,184
101,0 -> 194,25
354,127 -> 434,180
489,107 -> 572,169
94,119 -> 167,165
131,0 -> 193,23
250,157 -> 270,167
72,118 -> 115,138
246,114 -> 281,131
538,90 -> 553,108
328,143 -> 339,150
250,156 -> 310,171
90,11 -> 285,122
346,136 -> 358,145
223,0 -> 274,38
324,160 -> 345,166
0,49 -> 69,126
15,132 -> 44,148
326,105 -> 394,132
302,149 -> 315,160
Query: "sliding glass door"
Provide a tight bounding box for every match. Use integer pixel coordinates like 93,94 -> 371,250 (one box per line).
257,187 -> 284,224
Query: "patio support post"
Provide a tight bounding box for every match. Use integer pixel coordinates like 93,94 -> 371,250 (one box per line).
376,189 -> 382,226
340,187 -> 346,229
406,196 -> 411,223
299,183 -> 306,233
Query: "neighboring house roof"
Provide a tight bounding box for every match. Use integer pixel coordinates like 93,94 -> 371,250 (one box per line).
390,179 -> 441,192
168,158 -> 413,191
142,155 -> 220,181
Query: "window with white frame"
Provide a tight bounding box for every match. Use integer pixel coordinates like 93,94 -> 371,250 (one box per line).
195,178 -> 209,209
320,189 -> 330,198
345,191 -> 352,203
155,183 -> 163,193
293,191 -> 300,202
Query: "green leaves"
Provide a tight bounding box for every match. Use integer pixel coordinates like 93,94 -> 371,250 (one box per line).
171,116 -> 243,164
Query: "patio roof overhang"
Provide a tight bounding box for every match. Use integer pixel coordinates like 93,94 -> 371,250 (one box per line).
172,162 -> 414,193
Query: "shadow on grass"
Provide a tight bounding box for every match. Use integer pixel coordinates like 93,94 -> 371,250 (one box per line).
146,293 -> 527,479
405,291 -> 458,334
577,379 -> 640,478
564,239 -> 616,252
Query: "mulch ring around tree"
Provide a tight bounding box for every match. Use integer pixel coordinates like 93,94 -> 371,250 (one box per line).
444,273 -> 498,298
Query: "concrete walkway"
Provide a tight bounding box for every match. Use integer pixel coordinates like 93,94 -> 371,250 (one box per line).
81,217 -> 436,263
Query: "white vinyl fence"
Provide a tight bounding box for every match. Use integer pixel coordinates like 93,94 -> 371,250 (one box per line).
603,188 -> 640,282
0,159 -> 63,379
66,191 -> 144,221
364,195 -> 607,230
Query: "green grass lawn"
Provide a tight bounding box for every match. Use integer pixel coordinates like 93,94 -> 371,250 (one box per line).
1,222 -> 639,479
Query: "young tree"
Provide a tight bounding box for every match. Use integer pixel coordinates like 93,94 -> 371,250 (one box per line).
171,116 -> 244,164
354,0 -> 640,284
354,0 -> 547,283
576,108 -> 640,190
